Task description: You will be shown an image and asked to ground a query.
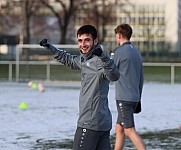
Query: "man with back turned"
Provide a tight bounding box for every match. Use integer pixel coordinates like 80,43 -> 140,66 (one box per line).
113,24 -> 146,150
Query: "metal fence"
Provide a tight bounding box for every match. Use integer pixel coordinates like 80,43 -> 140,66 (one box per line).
0,44 -> 181,84
1,60 -> 181,84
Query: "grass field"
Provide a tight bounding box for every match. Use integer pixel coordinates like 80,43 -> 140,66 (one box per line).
0,64 -> 181,83
144,66 -> 181,83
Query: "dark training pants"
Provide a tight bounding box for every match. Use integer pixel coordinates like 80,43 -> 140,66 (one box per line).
73,127 -> 111,150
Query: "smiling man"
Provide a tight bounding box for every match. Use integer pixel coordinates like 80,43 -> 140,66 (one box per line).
39,25 -> 120,150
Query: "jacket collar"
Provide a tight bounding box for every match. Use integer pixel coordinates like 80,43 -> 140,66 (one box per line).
121,41 -> 131,46
80,49 -> 93,62
80,44 -> 101,61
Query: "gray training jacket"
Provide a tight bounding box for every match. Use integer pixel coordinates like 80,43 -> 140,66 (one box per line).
113,42 -> 144,102
48,44 -> 120,131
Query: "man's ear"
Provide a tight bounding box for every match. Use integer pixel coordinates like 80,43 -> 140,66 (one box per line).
94,38 -> 98,45
118,33 -> 122,40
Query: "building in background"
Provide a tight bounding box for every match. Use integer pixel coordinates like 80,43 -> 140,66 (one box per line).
76,0 -> 181,54
0,0 -> 181,60
116,0 -> 166,54
116,0 -> 181,53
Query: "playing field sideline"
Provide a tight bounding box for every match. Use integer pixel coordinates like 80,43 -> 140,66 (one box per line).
0,62 -> 181,83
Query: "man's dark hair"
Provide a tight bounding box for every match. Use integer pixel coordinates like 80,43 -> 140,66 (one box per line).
114,24 -> 132,40
77,25 -> 97,40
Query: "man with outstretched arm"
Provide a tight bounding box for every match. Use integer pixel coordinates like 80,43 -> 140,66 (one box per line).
40,25 -> 120,150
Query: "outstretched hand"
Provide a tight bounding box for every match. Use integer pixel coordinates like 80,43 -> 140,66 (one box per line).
39,39 -> 50,48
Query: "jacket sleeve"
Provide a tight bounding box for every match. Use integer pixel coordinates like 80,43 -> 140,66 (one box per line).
48,44 -> 81,70
99,51 -> 120,82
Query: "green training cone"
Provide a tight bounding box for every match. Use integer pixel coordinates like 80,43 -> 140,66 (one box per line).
18,102 -> 28,109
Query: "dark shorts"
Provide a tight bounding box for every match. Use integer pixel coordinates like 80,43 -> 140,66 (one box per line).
116,100 -> 138,128
73,127 -> 111,150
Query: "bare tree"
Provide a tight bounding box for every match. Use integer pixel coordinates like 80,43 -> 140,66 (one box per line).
19,0 -> 42,44
0,0 -> 43,44
0,1 -> 19,35
41,0 -> 89,44
0,0 -> 128,45
77,0 -> 124,44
